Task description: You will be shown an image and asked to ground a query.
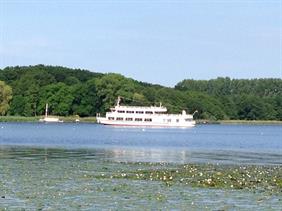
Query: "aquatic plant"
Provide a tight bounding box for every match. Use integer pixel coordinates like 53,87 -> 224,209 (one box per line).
98,163 -> 282,194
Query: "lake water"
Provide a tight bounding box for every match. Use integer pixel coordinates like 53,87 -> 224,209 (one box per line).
1,123 -> 281,164
0,123 -> 281,210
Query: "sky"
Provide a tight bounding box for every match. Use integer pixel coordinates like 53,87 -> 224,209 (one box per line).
0,0 -> 281,87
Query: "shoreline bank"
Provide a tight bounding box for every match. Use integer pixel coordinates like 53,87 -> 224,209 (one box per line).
196,119 -> 282,125
0,116 -> 97,123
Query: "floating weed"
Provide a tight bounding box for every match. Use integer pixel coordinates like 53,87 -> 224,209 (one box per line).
276,179 -> 282,188
155,192 -> 167,202
94,163 -> 282,194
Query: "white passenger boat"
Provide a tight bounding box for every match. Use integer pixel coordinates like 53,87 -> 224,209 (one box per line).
39,103 -> 63,123
96,97 -> 196,127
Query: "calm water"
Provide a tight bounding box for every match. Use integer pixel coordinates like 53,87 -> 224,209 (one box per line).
0,123 -> 281,210
0,123 -> 281,164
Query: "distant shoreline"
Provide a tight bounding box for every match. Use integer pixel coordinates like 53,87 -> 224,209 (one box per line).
0,116 -> 282,125
197,119 -> 282,125
0,116 -> 97,123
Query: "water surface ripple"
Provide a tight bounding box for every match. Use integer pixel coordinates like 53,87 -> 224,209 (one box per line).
0,123 -> 281,164
0,123 -> 281,210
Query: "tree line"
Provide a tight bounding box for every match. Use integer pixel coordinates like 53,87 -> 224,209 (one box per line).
0,65 -> 281,120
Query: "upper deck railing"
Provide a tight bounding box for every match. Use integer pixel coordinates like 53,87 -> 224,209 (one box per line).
111,105 -> 167,112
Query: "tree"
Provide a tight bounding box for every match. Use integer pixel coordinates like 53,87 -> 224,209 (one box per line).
94,73 -> 137,113
38,83 -> 74,116
274,95 -> 282,120
183,92 -> 226,120
9,95 -> 25,116
24,84 -> 40,116
0,65 -> 281,120
236,95 -> 276,120
71,79 -> 99,116
0,81 -> 12,115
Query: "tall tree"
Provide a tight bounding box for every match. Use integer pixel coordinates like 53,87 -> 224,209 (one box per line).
0,81 -> 12,115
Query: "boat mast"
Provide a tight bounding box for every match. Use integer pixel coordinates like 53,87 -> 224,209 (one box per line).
116,96 -> 121,107
45,103 -> 48,118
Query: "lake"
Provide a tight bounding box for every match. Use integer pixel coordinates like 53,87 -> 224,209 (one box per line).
0,123 -> 281,210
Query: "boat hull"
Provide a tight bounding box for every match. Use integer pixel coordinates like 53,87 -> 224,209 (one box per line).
39,117 -> 63,123
97,118 -> 195,128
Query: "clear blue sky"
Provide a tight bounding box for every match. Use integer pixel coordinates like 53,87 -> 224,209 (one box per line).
0,0 -> 281,87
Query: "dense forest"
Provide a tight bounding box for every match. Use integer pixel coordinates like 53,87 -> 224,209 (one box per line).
0,65 -> 281,120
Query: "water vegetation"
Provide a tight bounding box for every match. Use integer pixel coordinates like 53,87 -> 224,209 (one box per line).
96,162 -> 282,194
0,65 -> 281,121
0,147 -> 281,209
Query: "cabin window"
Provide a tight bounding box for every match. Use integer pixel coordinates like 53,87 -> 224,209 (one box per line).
145,111 -> 153,114
136,111 -> 144,114
117,110 -> 125,113
135,118 -> 142,121
116,117 -> 123,121
125,118 -> 133,121
144,118 -> 152,122
176,119 -> 179,123
167,119 -> 171,123
108,117 -> 114,120
155,111 -> 165,114
126,111 -> 134,113
185,118 -> 191,122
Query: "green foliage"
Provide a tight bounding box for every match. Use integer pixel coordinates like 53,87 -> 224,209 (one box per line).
38,83 -> 74,116
274,95 -> 282,120
176,77 -> 282,97
9,95 -> 26,116
176,77 -> 282,120
94,73 -> 140,112
0,81 -> 13,115
71,79 -> 99,116
182,92 -> 226,120
0,65 -> 281,120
